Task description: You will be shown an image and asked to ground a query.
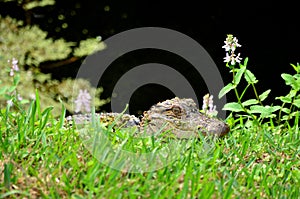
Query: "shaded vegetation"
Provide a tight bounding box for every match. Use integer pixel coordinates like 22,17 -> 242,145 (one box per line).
0,0 -> 107,116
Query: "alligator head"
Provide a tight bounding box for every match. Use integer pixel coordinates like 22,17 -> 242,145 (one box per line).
139,97 -> 230,138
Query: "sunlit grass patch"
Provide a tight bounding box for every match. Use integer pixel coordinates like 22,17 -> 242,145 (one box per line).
1,103 -> 300,198
1,34 -> 300,198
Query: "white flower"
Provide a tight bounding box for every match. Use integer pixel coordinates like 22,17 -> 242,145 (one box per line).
208,95 -> 215,110
224,52 -> 242,65
222,35 -> 242,53
9,70 -> 14,77
223,52 -> 232,63
202,94 -> 218,116
233,37 -> 241,48
7,99 -> 13,107
30,93 -> 36,100
12,58 -> 19,71
222,41 -> 231,52
17,94 -> 23,101
235,53 -> 242,64
8,58 -> 19,77
74,89 -> 91,113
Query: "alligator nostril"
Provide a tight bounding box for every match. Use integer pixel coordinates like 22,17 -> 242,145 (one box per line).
221,124 -> 230,136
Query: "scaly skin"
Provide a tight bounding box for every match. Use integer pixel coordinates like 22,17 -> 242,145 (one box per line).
68,97 -> 230,138
139,97 -> 229,138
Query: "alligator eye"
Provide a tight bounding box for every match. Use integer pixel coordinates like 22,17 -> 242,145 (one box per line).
174,120 -> 181,126
172,106 -> 181,115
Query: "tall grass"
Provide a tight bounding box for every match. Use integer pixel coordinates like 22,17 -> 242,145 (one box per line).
1,35 -> 300,198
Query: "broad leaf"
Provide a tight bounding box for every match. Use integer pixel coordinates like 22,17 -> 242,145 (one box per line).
249,105 -> 281,118
0,86 -> 8,95
244,69 -> 258,84
281,73 -> 300,91
291,63 -> 300,73
281,74 -> 294,84
276,96 -> 292,103
281,108 -> 290,114
7,86 -> 17,93
259,89 -> 271,102
293,99 -> 300,108
242,99 -> 258,106
234,66 -> 246,85
222,102 -> 244,112
218,83 -> 235,99
13,74 -> 20,86
241,57 -> 249,68
282,115 -> 290,121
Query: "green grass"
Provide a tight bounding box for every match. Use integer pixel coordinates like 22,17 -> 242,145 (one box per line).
1,35 -> 299,198
1,98 -> 300,199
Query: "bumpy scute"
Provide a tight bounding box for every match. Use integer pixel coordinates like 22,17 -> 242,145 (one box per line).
69,97 -> 230,138
140,97 -> 229,138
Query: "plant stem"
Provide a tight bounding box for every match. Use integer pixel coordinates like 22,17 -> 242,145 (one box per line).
239,84 -> 251,101
251,83 -> 263,105
277,102 -> 286,125
232,66 -> 257,122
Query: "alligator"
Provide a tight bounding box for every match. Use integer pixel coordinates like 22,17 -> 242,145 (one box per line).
67,97 -> 230,138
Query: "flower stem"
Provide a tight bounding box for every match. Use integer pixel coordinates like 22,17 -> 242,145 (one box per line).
251,83 -> 263,106
232,66 -> 257,122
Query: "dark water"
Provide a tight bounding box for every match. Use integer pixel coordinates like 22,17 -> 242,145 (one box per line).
1,0 -> 298,115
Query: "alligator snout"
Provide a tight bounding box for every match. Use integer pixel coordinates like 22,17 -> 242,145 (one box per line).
197,121 -> 230,137
220,124 -> 230,136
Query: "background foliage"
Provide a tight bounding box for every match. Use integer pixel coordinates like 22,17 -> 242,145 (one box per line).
0,0 -> 108,116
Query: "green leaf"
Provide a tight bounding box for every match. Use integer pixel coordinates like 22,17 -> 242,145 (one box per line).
281,108 -> 290,113
281,73 -> 294,84
276,96 -> 292,103
249,105 -> 265,113
40,107 -> 54,129
249,105 -> 281,118
281,73 -> 300,91
259,89 -> 271,102
293,99 -> 300,108
289,90 -> 297,98
244,69 -> 258,84
0,86 -> 8,95
223,102 -> 244,112
58,98 -> 66,129
35,89 -> 41,119
35,73 -> 52,83
270,106 -> 282,112
241,57 -> 249,67
7,86 -> 17,93
218,83 -> 235,99
4,163 -> 13,189
280,112 -> 299,121
20,99 -> 30,104
234,66 -> 246,85
74,38 -> 106,57
282,115 -> 290,121
242,99 -> 258,106
13,74 -> 20,86
24,0 -> 55,10
295,74 -> 300,82
291,63 -> 300,73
